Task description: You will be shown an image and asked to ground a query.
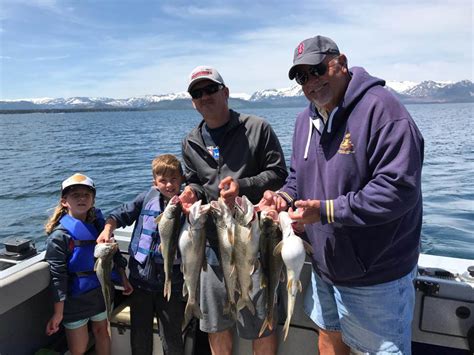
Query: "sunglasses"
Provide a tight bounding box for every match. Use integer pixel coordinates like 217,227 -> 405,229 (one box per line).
190,83 -> 224,99
294,63 -> 328,86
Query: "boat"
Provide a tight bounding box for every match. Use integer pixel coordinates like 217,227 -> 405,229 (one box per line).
1,225 -> 472,355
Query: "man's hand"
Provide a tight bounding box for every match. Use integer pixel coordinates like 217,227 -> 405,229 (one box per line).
219,176 -> 239,207
288,199 -> 321,224
179,186 -> 197,214
257,190 -> 288,212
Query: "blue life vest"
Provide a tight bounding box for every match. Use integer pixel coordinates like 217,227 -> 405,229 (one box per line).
61,210 -> 120,297
130,188 -> 181,265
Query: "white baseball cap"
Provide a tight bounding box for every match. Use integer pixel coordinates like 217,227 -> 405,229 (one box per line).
187,65 -> 225,92
61,173 -> 96,195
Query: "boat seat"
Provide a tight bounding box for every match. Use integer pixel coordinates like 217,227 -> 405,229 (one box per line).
0,260 -> 50,315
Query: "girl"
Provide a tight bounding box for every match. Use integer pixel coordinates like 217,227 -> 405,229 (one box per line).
44,173 -> 133,355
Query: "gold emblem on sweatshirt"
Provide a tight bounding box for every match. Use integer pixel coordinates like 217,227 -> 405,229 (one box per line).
338,133 -> 355,154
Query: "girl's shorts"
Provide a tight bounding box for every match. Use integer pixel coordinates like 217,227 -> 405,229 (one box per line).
63,310 -> 108,330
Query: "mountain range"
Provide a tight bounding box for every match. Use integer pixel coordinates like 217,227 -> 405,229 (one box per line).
1,80 -> 472,112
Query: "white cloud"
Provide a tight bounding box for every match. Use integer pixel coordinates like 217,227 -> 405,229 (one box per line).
1,0 -> 472,99
162,4 -> 241,18
33,55 -> 69,61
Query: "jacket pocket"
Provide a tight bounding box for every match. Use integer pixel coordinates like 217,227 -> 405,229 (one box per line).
312,224 -> 366,282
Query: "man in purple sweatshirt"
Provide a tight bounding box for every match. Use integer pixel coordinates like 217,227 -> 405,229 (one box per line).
260,35 -> 424,354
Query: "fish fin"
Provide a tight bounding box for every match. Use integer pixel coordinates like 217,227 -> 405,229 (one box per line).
254,259 -> 260,274
297,280 -> 302,293
93,258 -> 100,272
235,283 -> 241,295
155,214 -> 162,224
244,229 -> 252,242
223,301 -> 230,315
224,301 -> 237,319
227,230 -> 234,245
303,240 -> 314,254
280,271 -> 286,283
260,275 -> 267,289
273,241 -> 284,256
182,283 -> 188,298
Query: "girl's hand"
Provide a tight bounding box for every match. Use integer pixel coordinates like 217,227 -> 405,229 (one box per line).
45,312 -> 63,336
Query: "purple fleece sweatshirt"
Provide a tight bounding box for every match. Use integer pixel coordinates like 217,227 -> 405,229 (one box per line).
280,67 -> 424,286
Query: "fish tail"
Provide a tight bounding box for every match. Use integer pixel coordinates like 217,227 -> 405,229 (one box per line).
182,299 -> 203,330
284,292 -> 296,341
185,300 -> 203,322
237,295 -> 255,315
163,280 -> 171,301
258,317 -> 269,337
283,314 -> 290,341
258,312 -> 274,337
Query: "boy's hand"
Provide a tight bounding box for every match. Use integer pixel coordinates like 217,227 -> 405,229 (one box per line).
219,176 -> 239,208
97,230 -> 113,243
121,276 -> 134,296
179,186 -> 197,214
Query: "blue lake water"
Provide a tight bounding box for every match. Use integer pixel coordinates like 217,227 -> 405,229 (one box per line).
0,103 -> 473,260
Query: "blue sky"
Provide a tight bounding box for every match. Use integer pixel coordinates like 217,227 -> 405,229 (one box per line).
1,0 -> 472,100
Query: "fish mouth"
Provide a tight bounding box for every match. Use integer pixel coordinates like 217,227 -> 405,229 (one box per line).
262,209 -> 279,221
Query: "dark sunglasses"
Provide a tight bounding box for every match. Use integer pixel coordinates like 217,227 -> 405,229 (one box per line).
294,63 -> 328,85
190,83 -> 224,99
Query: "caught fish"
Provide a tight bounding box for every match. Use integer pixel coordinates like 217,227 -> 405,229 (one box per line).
155,195 -> 183,301
94,242 -> 119,319
179,200 -> 210,328
275,211 -> 313,340
211,198 -> 238,317
258,210 -> 284,337
233,195 -> 260,315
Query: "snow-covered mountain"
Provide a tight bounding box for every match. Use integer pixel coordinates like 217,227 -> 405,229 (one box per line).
1,80 -> 472,112
249,85 -> 302,101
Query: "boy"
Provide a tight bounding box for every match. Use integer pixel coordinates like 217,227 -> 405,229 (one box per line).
97,154 -> 185,355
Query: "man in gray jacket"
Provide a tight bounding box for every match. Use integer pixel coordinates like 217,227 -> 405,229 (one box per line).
179,66 -> 288,355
